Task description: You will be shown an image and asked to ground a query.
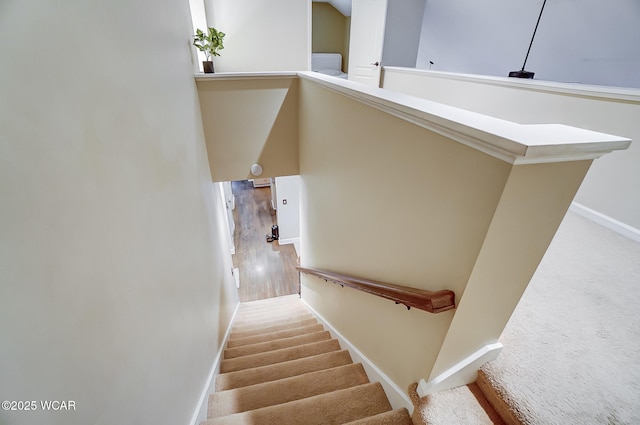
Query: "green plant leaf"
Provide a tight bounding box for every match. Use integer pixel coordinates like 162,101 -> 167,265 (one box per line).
193,26 -> 225,57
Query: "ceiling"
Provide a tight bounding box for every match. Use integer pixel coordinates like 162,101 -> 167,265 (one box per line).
313,0 -> 352,17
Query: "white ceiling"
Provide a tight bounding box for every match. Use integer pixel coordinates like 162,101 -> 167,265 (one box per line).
314,0 -> 352,17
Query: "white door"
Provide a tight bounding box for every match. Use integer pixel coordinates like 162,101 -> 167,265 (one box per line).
348,0 -> 388,87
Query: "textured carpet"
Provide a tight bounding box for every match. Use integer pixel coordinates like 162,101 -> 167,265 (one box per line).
409,382 -> 504,425
203,295 -> 413,425
481,211 -> 640,424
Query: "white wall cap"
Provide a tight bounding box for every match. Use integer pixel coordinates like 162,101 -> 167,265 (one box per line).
297,71 -> 631,164
195,72 -> 297,81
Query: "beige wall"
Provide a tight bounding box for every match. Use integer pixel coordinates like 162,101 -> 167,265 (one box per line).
196,76 -> 300,182
312,2 -> 349,71
0,1 -> 238,424
383,68 -> 640,230
297,78 -> 512,389
204,0 -> 310,72
430,159 -> 592,378
297,75 -> 602,393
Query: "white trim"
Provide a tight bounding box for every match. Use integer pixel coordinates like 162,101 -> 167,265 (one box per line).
296,71 -> 630,165
189,301 -> 241,425
277,237 -> 299,246
570,202 -> 640,243
194,71 -> 297,81
417,343 -> 504,397
300,298 -> 414,415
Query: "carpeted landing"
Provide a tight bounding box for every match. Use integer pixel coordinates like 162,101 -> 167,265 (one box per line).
202,294 -> 413,425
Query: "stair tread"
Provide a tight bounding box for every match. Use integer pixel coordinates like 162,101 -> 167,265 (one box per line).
233,309 -> 312,328
416,382 -> 501,425
226,323 -> 325,348
231,313 -> 315,332
220,339 -> 341,373
474,371 -> 513,425
216,350 -> 353,391
228,318 -> 318,340
236,294 -> 302,310
344,408 -> 413,425
235,304 -> 308,319
208,363 -> 370,418
202,382 -> 392,425
224,330 -> 331,359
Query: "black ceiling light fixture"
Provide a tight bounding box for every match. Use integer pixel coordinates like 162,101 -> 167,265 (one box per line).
509,0 -> 548,79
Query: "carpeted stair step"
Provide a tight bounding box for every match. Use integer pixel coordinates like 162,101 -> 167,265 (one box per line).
236,298 -> 306,311
233,310 -> 313,329
235,294 -> 301,311
228,318 -> 318,340
208,363 -> 370,418
223,330 -> 332,359
233,303 -> 309,321
475,370 -> 518,425
202,382 -> 393,425
226,323 -> 325,348
233,296 -> 307,316
412,381 -> 505,425
216,350 -> 353,391
219,339 -> 341,373
344,408 -> 413,425
230,312 -> 316,333
231,313 -> 312,330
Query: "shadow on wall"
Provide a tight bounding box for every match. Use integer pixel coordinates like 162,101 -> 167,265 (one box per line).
196,76 -> 300,182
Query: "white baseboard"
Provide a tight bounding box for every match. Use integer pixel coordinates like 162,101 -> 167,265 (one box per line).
277,237 -> 299,246
300,299 -> 414,414
189,301 -> 241,425
570,202 -> 640,243
417,342 -> 503,397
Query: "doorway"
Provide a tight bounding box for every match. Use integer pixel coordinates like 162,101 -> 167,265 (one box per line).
312,1 -> 351,74
230,180 -> 299,302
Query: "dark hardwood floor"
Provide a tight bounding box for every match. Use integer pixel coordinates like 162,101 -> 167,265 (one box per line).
231,180 -> 299,302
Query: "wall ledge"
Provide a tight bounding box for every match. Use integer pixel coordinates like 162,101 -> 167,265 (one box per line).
298,71 -> 631,165
383,67 -> 640,104
195,71 -> 297,81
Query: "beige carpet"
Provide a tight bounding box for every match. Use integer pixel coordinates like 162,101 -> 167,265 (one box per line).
409,382 -> 504,425
481,211 -> 640,424
202,295 -> 413,425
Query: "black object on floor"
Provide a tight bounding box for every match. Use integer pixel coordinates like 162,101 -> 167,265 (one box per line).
266,225 -> 279,243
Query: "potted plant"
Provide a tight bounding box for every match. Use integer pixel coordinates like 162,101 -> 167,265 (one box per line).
193,27 -> 225,73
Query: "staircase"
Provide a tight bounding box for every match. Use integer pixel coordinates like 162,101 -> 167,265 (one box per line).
202,294 -> 413,425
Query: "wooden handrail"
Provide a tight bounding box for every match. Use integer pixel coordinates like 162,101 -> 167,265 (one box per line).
297,266 -> 455,314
